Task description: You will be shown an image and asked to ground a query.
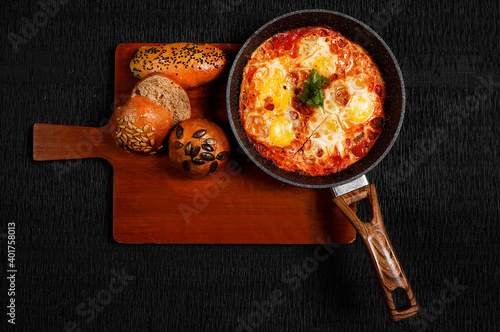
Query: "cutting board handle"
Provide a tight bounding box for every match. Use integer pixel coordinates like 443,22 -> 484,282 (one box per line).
333,184 -> 419,321
33,123 -> 112,161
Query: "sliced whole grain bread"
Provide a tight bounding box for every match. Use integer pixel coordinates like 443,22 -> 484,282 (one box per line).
131,73 -> 191,126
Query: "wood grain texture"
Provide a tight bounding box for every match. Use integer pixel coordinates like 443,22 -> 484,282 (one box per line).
333,184 -> 419,321
32,43 -> 357,244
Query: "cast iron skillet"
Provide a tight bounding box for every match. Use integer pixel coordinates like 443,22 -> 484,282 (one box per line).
227,10 -> 419,321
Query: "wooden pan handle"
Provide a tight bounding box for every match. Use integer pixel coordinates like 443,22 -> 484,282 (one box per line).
33,123 -> 111,161
332,184 -> 419,321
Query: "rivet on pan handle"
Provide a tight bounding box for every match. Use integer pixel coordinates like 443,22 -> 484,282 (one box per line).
332,183 -> 419,321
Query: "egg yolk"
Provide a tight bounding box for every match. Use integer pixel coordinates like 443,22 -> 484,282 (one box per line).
269,117 -> 294,146
324,117 -> 339,132
347,97 -> 372,123
258,68 -> 292,116
353,78 -> 366,90
312,56 -> 335,77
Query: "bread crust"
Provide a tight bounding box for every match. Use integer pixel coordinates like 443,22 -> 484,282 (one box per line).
110,95 -> 173,154
131,73 -> 191,126
168,119 -> 230,178
130,43 -> 228,90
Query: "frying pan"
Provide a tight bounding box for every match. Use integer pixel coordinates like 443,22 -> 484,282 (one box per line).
226,10 -> 419,321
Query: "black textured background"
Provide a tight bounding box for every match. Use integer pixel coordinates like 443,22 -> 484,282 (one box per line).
2,0 -> 499,331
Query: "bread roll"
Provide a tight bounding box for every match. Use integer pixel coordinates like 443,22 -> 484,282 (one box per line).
131,73 -> 191,126
110,95 -> 172,154
130,43 -> 228,90
168,119 -> 230,178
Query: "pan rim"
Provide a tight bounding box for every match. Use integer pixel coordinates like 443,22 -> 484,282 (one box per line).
226,9 -> 405,189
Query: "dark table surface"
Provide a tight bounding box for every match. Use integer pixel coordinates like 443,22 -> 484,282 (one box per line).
2,0 -> 500,331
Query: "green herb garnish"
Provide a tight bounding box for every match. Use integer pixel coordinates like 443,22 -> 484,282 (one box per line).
298,69 -> 330,110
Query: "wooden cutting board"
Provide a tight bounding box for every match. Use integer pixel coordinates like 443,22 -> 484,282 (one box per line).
32,43 -> 356,244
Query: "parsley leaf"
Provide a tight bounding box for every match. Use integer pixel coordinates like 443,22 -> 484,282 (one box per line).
298,69 -> 330,109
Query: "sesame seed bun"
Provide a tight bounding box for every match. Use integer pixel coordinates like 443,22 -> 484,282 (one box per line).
129,43 -> 228,90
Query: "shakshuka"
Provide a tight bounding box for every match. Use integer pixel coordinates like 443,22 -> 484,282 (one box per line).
239,27 -> 385,176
